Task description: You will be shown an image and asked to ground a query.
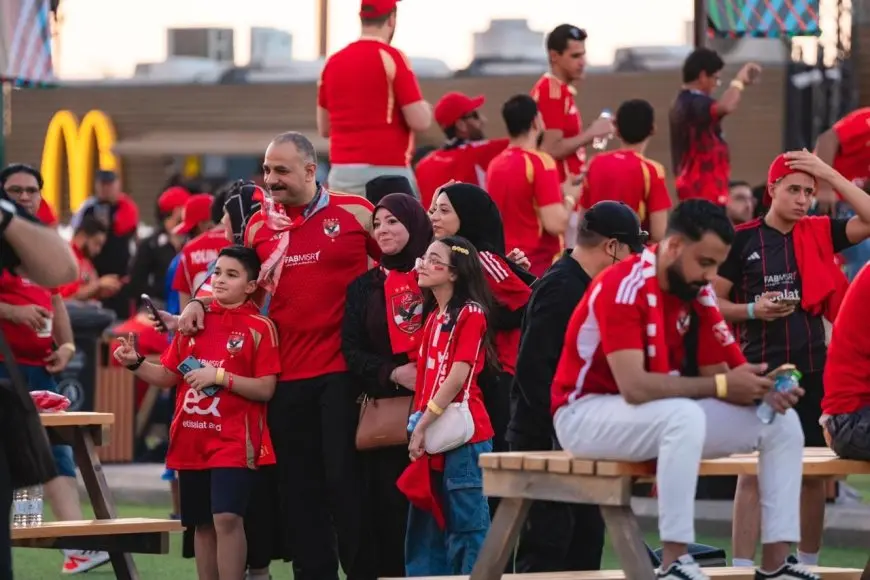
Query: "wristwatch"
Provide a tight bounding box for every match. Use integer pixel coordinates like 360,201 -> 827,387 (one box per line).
126,355 -> 146,371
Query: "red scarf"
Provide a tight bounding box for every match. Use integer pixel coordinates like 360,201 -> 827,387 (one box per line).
383,268 -> 423,360
792,216 -> 849,322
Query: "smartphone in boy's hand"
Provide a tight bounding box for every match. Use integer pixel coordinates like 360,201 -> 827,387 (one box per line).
177,356 -> 221,396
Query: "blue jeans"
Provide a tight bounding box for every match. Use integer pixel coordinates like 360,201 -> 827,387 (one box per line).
405,439 -> 492,576
0,362 -> 77,478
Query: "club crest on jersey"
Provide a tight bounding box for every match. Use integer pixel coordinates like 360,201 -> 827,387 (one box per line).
323,218 -> 340,238
226,333 -> 245,355
391,290 -> 423,334
676,310 -> 691,336
712,320 -> 736,347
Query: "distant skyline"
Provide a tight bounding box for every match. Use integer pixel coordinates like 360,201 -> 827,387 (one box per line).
53,0 -> 695,78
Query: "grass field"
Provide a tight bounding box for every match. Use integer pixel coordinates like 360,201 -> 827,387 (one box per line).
12,500 -> 870,578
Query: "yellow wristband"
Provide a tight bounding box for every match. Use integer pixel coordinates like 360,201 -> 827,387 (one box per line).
58,342 -> 76,354
715,374 -> 728,399
215,368 -> 226,386
730,79 -> 745,91
426,400 -> 444,416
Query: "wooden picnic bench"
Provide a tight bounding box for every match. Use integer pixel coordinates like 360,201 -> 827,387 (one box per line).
462,449 -> 869,580
10,412 -> 181,580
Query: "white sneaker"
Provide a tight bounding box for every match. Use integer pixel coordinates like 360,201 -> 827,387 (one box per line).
61,550 -> 111,574
657,554 -> 710,580
754,556 -> 821,580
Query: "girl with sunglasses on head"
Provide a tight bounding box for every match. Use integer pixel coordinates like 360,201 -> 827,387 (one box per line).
398,235 -> 495,576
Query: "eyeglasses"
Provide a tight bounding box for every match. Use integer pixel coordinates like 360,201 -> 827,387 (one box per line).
415,256 -> 453,271
4,186 -> 39,196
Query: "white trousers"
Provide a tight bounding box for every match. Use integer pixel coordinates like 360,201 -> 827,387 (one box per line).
554,395 -> 804,544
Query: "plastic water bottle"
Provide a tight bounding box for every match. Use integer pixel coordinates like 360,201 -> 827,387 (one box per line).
757,365 -> 802,424
12,485 -> 44,527
592,109 -> 614,151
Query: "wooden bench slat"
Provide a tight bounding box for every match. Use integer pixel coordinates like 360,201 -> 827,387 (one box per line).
10,518 -> 182,540
40,412 -> 115,428
380,566 -> 862,579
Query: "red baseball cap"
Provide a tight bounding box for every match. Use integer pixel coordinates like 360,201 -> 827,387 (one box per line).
434,92 -> 485,129
157,186 -> 190,214
173,194 -> 213,235
360,0 -> 399,18
763,153 -> 815,207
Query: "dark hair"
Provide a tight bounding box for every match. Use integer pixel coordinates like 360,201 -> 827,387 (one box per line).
75,215 -> 108,237
615,99 -> 654,145
666,199 -> 735,245
360,6 -> 395,26
0,164 -> 43,190
682,48 -> 724,83
751,184 -> 767,218
502,95 -> 539,138
576,228 -> 607,248
729,180 -> 751,190
217,245 -> 262,282
546,24 -> 587,54
422,236 -> 498,371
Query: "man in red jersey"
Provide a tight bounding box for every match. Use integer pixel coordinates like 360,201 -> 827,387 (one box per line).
580,99 -> 672,242
57,216 -> 124,303
486,94 -> 571,276
669,48 -> 760,205
552,200 -> 814,580
172,194 -> 230,309
178,132 -> 379,580
533,24 -> 613,193
415,92 -> 508,208
317,0 -> 432,197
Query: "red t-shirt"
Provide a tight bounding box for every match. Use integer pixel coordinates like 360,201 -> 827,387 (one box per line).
415,139 -> 509,209
532,73 -> 584,183
479,251 -> 532,375
414,303 -> 493,444
160,302 -> 281,470
57,243 -> 99,300
172,227 -> 230,297
832,108 -> 870,182
823,263 -> 870,415
580,150 -> 673,228
318,38 -> 423,167
551,256 -> 739,414
0,272 -> 55,366
245,191 -> 379,381
486,146 -> 564,265
36,203 -> 58,227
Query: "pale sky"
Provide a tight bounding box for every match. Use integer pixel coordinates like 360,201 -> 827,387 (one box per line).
53,0 -> 695,79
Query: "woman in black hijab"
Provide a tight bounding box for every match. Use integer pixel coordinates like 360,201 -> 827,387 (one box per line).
429,183 -> 535,462
342,192 -> 433,578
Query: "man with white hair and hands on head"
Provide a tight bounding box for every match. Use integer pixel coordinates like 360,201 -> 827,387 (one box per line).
551,199 -> 817,580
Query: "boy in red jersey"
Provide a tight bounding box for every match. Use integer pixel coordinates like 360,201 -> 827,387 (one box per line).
115,246 -> 279,580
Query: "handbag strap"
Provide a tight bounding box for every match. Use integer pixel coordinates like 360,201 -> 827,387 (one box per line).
424,303 -> 481,405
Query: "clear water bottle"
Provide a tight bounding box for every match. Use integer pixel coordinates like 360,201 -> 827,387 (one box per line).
592,109 -> 614,151
12,485 -> 44,527
757,365 -> 802,424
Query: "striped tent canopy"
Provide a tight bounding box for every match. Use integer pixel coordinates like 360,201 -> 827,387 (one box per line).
707,0 -> 821,38
0,0 -> 55,86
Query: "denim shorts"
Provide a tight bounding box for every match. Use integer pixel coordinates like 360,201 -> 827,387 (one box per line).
0,362 -> 77,478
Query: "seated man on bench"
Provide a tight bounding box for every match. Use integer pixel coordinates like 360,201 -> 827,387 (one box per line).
551,199 -> 815,580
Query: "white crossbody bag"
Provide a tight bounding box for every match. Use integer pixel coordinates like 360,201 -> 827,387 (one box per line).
423,305 -> 480,455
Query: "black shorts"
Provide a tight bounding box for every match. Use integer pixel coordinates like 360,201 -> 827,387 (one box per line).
795,371 -> 826,447
178,467 -> 256,528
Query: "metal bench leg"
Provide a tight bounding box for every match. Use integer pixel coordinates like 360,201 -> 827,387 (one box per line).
73,428 -> 139,580
601,505 -> 656,580
470,498 -> 532,580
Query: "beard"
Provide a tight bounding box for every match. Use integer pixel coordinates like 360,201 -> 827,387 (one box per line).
666,262 -> 705,302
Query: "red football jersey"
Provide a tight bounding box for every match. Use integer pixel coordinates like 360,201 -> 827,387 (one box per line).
245,191 -> 379,381
36,203 -> 58,227
57,243 -> 99,300
833,108 -> 870,181
486,146 -> 564,273
479,251 -> 532,375
531,73 -> 585,183
414,303 -> 493,444
551,254 -> 739,414
0,272 -> 55,365
580,150 -> 673,228
160,302 -> 280,470
415,139 -> 510,209
172,226 -> 230,297
318,39 -> 423,166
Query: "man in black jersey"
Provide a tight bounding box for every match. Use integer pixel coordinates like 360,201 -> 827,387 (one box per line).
508,201 -> 646,572
713,150 -> 870,568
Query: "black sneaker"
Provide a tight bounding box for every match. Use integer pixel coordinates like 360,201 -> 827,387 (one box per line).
755,556 -> 820,580
657,554 -> 710,579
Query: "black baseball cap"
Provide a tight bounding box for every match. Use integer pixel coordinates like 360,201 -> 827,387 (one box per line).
581,201 -> 648,253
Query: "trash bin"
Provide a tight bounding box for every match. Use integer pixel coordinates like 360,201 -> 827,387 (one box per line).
53,303 -> 116,412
